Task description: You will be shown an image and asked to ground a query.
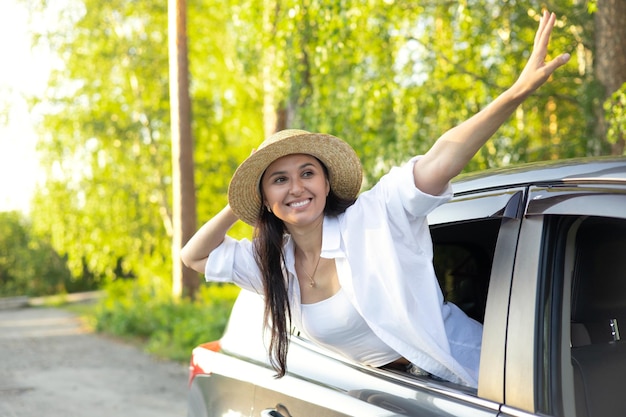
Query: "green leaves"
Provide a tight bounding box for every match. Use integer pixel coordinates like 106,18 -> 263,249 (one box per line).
95,280 -> 240,361
605,83 -> 626,154
24,0 -> 605,293
0,211 -> 78,296
29,0 -> 174,284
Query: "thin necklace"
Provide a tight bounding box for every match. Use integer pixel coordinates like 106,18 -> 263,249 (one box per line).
300,254 -> 322,288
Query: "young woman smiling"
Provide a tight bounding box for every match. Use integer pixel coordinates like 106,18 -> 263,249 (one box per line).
181,10 -> 570,388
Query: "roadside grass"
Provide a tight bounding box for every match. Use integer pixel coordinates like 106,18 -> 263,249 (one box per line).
64,302 -> 99,331
62,282 -> 240,363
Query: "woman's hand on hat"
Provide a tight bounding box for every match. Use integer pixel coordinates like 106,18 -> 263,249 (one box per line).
510,10 -> 570,100
180,204 -> 240,273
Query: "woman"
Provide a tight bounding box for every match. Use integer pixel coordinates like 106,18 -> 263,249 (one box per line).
181,11 -> 570,388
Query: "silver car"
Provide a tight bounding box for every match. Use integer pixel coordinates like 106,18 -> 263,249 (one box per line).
188,157 -> 626,417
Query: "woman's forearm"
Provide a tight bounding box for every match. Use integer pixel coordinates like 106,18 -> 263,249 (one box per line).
415,87 -> 525,194
180,205 -> 239,273
412,11 -> 570,196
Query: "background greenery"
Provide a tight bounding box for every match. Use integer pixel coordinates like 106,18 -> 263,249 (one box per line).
2,0 -> 624,362
93,282 -> 239,361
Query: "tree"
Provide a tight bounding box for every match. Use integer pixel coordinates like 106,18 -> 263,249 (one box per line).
23,0 -> 613,296
25,0 -> 262,293
0,211 -> 77,296
169,0 -> 198,299
594,0 -> 626,155
28,0 -> 175,291
239,0 -> 591,185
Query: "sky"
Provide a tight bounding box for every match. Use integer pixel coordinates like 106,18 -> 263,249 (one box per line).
0,1 -> 51,213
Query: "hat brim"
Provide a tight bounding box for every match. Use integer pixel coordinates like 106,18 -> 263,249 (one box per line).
228,131 -> 362,226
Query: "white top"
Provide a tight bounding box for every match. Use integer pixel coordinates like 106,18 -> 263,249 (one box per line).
300,288 -> 401,367
206,156 -> 482,387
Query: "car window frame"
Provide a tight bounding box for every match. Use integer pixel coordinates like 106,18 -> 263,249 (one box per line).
428,187 -> 527,404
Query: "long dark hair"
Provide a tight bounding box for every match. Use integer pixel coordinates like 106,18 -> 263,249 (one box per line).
253,159 -> 355,377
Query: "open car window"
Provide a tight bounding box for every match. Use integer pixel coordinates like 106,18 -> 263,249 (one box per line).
431,218 -> 500,323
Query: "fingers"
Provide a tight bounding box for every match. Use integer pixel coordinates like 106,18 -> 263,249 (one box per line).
546,53 -> 571,73
534,11 -> 548,47
535,52 -> 570,85
539,11 -> 570,73
514,10 -> 568,95
535,11 -> 556,52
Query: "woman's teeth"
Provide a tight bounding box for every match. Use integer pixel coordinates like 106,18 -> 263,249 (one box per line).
290,200 -> 309,208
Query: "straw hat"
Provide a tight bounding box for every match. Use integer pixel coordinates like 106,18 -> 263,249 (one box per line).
228,129 -> 363,226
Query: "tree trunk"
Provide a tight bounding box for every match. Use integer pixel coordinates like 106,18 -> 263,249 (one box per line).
168,0 -> 198,299
262,1 -> 288,137
595,0 -> 626,155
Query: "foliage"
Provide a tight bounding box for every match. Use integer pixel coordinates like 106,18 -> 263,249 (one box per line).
25,0 -> 175,288
233,0 -> 598,186
187,0 -> 262,239
21,0 -> 612,301
0,211 -> 90,296
605,83 -> 626,154
94,280 -> 240,362
24,0 -> 260,291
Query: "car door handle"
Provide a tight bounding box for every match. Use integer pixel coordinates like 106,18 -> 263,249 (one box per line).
261,410 -> 284,417
261,403 -> 293,417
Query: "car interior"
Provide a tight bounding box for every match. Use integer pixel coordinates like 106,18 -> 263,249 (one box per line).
431,218 -> 500,324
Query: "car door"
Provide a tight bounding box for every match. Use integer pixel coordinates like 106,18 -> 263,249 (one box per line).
499,182 -> 626,417
248,187 -> 525,417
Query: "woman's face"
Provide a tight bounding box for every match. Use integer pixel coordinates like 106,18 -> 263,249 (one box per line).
261,154 -> 330,228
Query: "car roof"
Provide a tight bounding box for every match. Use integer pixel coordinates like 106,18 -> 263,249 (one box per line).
452,156 -> 626,195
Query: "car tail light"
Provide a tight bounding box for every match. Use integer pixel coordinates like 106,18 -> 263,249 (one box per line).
188,340 -> 221,386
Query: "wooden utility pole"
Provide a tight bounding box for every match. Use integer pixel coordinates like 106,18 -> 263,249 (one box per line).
168,0 -> 198,299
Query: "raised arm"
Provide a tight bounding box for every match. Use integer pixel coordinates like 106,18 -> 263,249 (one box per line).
180,204 -> 239,273
413,11 -> 571,196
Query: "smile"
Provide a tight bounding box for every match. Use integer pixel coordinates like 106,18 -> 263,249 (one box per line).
289,199 -> 311,208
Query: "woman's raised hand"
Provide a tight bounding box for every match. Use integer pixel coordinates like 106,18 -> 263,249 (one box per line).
513,11 -> 570,99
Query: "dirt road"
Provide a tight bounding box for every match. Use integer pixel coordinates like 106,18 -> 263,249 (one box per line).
0,306 -> 189,417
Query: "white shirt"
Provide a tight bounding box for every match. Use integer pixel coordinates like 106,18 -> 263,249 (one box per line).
206,156 -> 482,387
300,288 -> 402,367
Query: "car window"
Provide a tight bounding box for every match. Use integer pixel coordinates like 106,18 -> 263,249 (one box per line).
432,218 -> 500,323
538,215 -> 626,417
570,216 -> 626,417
